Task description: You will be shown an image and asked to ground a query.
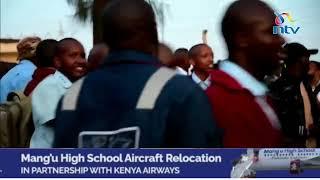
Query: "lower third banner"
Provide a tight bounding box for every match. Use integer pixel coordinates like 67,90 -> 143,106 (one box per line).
0,149 -> 319,178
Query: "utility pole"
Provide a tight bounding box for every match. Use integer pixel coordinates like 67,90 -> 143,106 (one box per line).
202,29 -> 208,44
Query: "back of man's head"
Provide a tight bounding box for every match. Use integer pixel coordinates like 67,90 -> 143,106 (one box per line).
174,48 -> 188,55
36,39 -> 58,68
102,0 -> 158,55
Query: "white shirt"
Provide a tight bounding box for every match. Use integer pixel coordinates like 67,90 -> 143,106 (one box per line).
191,72 -> 211,90
219,60 -> 281,130
30,71 -> 72,148
175,66 -> 188,76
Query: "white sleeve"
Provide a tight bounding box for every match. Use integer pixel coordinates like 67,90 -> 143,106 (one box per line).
32,76 -> 67,125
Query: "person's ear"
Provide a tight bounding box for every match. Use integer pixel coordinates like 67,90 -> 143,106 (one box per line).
235,32 -> 249,48
190,58 -> 196,66
53,56 -> 61,69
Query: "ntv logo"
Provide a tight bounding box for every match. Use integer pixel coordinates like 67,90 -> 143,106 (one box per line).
273,12 -> 300,34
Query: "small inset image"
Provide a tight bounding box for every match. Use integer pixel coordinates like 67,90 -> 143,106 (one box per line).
290,159 -> 302,174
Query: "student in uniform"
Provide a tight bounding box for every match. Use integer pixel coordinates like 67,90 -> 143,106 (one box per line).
30,38 -> 87,148
189,44 -> 214,90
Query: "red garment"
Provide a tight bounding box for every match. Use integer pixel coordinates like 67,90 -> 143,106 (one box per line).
24,68 -> 56,96
206,70 -> 283,148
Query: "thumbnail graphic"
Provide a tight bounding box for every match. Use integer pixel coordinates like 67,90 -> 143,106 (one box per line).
231,149 -> 320,178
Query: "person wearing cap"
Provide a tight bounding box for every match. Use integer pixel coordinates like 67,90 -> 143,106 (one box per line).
0,36 -> 41,103
270,42 -> 320,148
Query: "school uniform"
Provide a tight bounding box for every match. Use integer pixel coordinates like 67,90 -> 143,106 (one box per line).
191,72 -> 211,90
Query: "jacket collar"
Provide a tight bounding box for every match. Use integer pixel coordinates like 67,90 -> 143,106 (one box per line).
218,60 -> 268,96
192,72 -> 210,85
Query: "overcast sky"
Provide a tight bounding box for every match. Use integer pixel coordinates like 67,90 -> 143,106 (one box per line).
1,0 -> 320,60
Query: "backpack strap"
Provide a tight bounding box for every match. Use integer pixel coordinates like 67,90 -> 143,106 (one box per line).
136,67 -> 176,109
61,67 -> 176,111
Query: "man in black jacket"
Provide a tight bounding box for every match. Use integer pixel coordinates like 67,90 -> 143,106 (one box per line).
270,43 -> 320,147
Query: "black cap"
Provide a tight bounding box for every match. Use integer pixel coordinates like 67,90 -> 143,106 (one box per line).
283,43 -> 318,64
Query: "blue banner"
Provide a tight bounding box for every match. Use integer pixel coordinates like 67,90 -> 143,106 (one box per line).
0,149 -> 319,178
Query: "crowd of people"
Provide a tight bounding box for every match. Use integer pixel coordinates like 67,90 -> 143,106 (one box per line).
0,0 -> 319,148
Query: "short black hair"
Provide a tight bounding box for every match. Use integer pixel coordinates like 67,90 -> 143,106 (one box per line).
221,0 -> 273,51
55,38 -> 81,55
102,0 -> 158,53
188,44 -> 208,58
174,48 -> 188,54
36,39 -> 58,67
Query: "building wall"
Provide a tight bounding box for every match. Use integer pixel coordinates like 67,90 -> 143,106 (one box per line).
0,42 -> 19,63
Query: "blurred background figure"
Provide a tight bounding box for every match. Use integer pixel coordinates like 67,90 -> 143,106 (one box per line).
87,43 -> 109,72
158,43 -> 174,68
158,44 -> 192,76
173,48 -> 190,75
308,58 -> 320,102
270,43 -> 319,148
0,36 -> 41,103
